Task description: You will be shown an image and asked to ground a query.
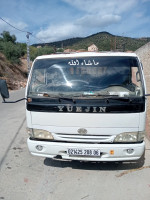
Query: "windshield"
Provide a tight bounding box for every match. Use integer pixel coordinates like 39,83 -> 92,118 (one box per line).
28,56 -> 143,98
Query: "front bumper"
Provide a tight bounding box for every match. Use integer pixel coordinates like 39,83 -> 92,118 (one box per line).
27,138 -> 145,162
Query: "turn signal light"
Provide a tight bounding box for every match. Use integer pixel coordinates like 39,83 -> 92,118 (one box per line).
27,98 -> 32,103
110,150 -> 114,155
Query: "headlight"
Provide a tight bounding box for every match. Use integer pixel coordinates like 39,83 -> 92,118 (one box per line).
27,128 -> 53,140
114,131 -> 145,143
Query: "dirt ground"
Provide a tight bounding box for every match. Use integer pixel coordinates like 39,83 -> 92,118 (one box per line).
0,53 -> 27,90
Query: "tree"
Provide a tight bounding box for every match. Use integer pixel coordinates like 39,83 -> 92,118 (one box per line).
0,31 -> 26,64
1,31 -> 16,44
30,46 -> 55,61
2,42 -> 22,64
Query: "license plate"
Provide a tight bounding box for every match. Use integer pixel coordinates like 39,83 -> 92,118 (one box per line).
67,148 -> 101,157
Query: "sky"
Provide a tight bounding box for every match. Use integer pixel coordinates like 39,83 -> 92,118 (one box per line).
0,0 -> 150,44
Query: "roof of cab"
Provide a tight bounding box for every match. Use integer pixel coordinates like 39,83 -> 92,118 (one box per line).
35,52 -> 138,60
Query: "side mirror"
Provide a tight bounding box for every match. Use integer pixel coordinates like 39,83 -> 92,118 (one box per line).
136,71 -> 141,82
0,79 -> 9,102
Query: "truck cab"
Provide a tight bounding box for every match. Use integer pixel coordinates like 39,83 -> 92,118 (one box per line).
26,52 -> 146,162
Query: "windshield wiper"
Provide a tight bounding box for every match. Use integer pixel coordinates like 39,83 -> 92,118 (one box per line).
72,93 -> 118,98
36,92 -> 132,103
104,96 -> 134,103
37,93 -> 76,103
58,97 -> 76,103
71,93 -> 133,102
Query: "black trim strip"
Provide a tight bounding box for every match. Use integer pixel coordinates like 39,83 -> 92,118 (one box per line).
29,137 -> 144,144
27,98 -> 145,113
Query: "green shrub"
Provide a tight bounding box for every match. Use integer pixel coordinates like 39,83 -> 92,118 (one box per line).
30,46 -> 55,61
0,31 -> 26,64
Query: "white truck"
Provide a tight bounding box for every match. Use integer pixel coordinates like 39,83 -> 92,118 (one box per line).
0,52 -> 147,162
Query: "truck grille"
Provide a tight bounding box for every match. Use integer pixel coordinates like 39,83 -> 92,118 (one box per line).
53,133 -> 115,143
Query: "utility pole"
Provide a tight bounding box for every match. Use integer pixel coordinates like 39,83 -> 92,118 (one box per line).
26,32 -> 32,76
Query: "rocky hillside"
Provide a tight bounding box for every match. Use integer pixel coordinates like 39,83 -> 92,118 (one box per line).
0,53 -> 27,90
136,43 -> 150,139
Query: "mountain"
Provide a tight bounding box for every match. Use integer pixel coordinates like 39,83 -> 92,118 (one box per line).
33,37 -> 83,49
33,32 -> 150,52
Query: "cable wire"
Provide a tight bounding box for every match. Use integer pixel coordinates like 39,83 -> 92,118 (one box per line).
0,17 -> 45,43
31,34 -> 46,44
0,17 -> 31,33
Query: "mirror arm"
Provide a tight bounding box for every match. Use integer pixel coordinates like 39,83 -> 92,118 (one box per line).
2,98 -> 26,103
